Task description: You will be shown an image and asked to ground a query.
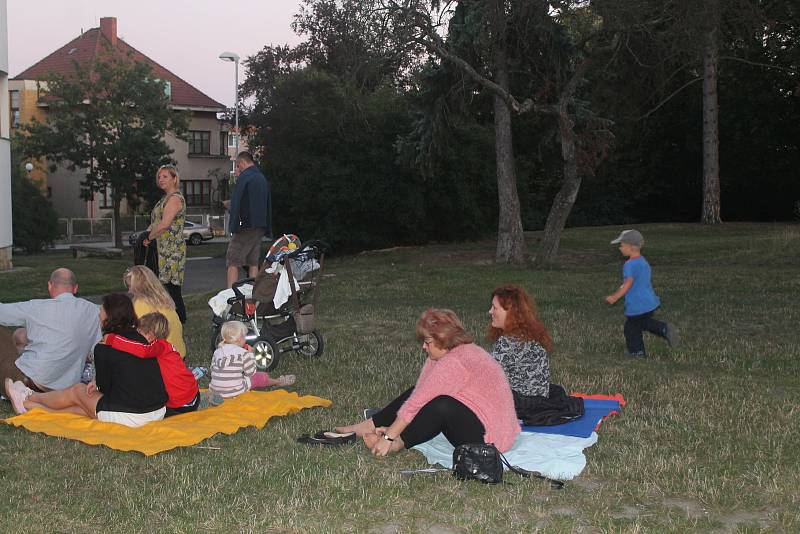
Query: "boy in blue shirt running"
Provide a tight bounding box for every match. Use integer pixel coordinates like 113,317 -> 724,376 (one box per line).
605,230 -> 679,357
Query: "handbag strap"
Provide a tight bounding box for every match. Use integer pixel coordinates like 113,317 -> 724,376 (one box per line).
497,450 -> 565,490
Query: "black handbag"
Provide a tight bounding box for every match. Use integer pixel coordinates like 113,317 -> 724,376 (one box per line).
452,442 -> 504,484
452,443 -> 565,489
132,232 -> 159,277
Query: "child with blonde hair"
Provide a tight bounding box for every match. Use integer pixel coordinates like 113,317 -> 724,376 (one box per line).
209,321 -> 295,398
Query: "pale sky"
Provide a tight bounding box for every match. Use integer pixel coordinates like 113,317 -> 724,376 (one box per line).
8,0 -> 305,107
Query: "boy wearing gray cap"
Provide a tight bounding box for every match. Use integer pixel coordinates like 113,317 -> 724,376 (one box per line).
605,230 -> 679,357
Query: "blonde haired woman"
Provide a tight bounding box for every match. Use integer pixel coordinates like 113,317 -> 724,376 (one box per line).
143,164 -> 187,323
123,265 -> 186,357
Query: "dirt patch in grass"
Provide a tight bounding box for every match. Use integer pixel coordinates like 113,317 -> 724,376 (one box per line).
570,477 -> 602,492
662,498 -> 709,520
609,505 -> 645,521
717,509 -> 777,532
550,505 -> 582,518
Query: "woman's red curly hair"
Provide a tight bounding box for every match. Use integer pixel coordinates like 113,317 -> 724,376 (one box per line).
487,284 -> 552,352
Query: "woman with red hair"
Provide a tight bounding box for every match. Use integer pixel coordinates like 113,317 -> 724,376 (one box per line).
488,284 -> 553,413
335,308 -> 519,456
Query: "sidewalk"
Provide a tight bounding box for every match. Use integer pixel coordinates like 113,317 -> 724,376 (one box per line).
51,236 -> 231,250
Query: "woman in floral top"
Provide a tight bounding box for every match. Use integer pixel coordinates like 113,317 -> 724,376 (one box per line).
487,284 -> 553,413
143,165 -> 187,323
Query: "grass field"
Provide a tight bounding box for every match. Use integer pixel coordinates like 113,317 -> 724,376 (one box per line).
0,223 -> 798,532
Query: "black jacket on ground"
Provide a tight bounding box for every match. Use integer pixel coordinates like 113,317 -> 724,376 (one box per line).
514,384 -> 585,426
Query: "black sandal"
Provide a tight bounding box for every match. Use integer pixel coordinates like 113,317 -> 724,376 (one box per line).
297,431 -> 356,446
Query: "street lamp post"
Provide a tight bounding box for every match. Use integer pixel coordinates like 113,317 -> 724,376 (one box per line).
218,51 -> 240,159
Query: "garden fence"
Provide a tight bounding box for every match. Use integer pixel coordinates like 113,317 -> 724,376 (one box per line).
56,213 -> 228,244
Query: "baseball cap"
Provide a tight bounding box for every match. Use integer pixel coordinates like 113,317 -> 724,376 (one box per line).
610,229 -> 644,247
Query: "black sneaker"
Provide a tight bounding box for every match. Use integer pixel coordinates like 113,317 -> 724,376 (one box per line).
664,325 -> 680,347
628,351 -> 647,358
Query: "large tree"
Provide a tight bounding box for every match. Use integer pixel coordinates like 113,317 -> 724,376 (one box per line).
596,0 -> 790,224
17,51 -> 188,247
393,0 -> 616,264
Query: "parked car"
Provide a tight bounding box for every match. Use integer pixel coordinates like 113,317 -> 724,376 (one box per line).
127,220 -> 215,247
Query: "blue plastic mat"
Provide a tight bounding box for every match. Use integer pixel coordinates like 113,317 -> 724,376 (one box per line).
522,398 -> 622,438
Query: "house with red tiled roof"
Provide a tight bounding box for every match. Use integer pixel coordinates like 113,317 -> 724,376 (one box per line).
10,17 -> 232,221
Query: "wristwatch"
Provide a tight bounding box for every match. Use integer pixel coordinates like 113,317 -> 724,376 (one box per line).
382,434 -> 394,442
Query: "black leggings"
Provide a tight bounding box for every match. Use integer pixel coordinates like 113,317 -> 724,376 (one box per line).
165,392 -> 200,417
163,283 -> 186,324
371,387 -> 486,449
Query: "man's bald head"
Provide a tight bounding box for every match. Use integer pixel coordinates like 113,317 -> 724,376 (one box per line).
48,268 -> 78,297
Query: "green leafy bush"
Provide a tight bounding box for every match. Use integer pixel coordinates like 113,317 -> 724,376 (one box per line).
11,165 -> 59,253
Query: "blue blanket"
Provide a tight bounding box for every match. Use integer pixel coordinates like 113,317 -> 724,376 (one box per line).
412,396 -> 623,480
412,432 -> 598,480
522,398 -> 622,439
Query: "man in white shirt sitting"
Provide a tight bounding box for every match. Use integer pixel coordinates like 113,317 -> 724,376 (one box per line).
0,268 -> 101,393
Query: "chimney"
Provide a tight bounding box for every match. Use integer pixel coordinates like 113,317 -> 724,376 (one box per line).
100,17 -> 117,47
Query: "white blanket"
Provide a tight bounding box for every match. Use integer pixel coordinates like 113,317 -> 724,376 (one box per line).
207,284 -> 253,317
411,431 -> 598,480
266,263 -> 300,309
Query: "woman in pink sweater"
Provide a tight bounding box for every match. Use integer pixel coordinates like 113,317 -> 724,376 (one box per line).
336,308 -> 520,456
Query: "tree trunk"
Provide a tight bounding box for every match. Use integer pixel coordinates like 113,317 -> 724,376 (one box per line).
701,30 -> 722,224
535,58 -> 593,266
490,3 -> 525,265
535,107 -> 581,266
112,197 -> 122,248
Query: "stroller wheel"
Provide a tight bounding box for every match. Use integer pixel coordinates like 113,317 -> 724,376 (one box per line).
252,337 -> 281,372
295,330 -> 324,358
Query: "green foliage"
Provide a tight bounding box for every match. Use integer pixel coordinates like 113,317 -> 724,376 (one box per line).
237,0 -> 800,260
15,47 -> 189,245
254,69 -> 424,251
10,159 -> 58,254
245,58 -> 500,251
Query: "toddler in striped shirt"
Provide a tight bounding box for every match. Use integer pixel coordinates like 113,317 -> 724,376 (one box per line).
209,321 -> 295,399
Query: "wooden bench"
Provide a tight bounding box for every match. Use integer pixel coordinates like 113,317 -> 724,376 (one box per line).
70,245 -> 123,259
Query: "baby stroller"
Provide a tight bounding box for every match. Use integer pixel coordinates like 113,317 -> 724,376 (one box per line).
209,235 -> 329,371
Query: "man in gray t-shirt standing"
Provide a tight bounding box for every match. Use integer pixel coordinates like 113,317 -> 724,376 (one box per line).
0,268 -> 101,392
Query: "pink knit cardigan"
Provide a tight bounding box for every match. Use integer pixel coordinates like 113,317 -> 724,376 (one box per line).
397,342 -> 521,452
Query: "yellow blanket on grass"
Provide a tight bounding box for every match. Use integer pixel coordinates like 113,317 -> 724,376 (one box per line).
2,390 -> 331,456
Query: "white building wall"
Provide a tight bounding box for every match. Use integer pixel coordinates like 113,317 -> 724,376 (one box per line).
0,0 -> 12,270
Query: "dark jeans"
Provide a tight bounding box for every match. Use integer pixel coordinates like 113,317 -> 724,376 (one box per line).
164,283 -> 186,324
624,310 -> 667,356
165,392 -> 200,417
371,387 -> 485,449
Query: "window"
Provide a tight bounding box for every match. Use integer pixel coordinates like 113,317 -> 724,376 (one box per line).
228,133 -> 237,148
181,180 -> 212,207
10,90 -> 20,128
188,131 -> 210,155
98,185 -> 112,209
219,131 -> 228,155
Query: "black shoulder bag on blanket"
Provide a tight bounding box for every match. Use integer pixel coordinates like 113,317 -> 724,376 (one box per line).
451,443 -> 564,489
